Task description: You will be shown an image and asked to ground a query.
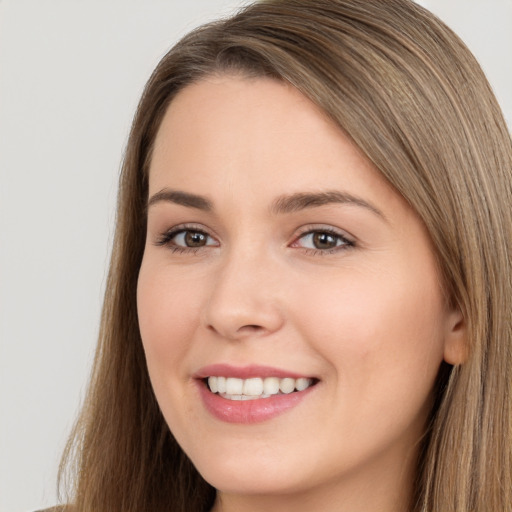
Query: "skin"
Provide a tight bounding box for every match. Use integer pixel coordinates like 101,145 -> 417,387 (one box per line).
137,75 -> 465,512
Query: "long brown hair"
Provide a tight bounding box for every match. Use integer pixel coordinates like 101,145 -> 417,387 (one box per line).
59,1 -> 512,511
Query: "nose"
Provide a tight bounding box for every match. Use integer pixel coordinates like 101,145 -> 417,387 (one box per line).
201,250 -> 285,341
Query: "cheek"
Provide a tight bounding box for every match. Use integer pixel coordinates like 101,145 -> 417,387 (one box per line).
298,267 -> 447,400
137,262 -> 201,380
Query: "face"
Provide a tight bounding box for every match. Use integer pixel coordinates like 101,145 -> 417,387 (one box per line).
137,75 -> 464,509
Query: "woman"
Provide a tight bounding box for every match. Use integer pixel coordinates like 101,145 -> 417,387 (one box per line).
55,0 -> 512,511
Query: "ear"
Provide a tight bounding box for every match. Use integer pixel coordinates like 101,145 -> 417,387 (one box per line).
443,308 -> 467,365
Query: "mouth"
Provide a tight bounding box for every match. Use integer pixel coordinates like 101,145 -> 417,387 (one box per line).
204,376 -> 317,401
195,364 -> 319,423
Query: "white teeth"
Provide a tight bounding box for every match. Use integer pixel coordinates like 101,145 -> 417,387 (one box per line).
243,377 -> 264,396
296,377 -> 310,391
217,376 -> 226,393
207,375 -> 314,399
208,376 -> 218,393
263,377 -> 280,395
226,394 -> 271,401
226,377 -> 243,395
279,377 -> 295,394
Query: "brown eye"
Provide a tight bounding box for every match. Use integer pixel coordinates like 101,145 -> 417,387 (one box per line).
184,231 -> 208,247
293,229 -> 353,253
312,232 -> 338,249
156,228 -> 218,250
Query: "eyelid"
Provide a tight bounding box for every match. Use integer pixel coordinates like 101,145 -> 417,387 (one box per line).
290,224 -> 355,253
292,224 -> 355,242
153,222 -> 355,255
154,223 -> 220,249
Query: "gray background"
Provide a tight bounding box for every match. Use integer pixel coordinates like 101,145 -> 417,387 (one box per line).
1,1 -> 510,511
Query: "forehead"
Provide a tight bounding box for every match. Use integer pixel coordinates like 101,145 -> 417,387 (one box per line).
151,74 -> 341,173
148,74 -> 402,215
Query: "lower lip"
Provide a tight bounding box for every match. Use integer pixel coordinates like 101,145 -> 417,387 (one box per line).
197,381 -> 315,424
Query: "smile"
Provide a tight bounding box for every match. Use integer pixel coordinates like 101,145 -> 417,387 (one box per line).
207,376 -> 315,400
195,364 -> 319,423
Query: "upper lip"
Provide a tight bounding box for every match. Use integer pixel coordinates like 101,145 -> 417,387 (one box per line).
194,363 -> 315,380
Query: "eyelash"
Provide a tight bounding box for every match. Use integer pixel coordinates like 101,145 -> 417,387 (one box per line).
292,226 -> 354,255
155,224 -> 215,254
154,224 -> 355,256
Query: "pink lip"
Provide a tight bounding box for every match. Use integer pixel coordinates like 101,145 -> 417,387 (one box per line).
195,363 -> 310,380
194,364 -> 317,424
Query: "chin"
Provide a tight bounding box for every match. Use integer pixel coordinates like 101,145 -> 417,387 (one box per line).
204,472 -> 305,497
192,451 -> 310,496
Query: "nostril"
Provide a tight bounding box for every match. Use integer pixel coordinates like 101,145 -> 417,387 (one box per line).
238,324 -> 264,332
206,323 -> 263,335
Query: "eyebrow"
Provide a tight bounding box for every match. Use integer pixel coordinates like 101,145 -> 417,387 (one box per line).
147,189 -> 213,211
147,188 -> 385,220
270,191 -> 386,220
